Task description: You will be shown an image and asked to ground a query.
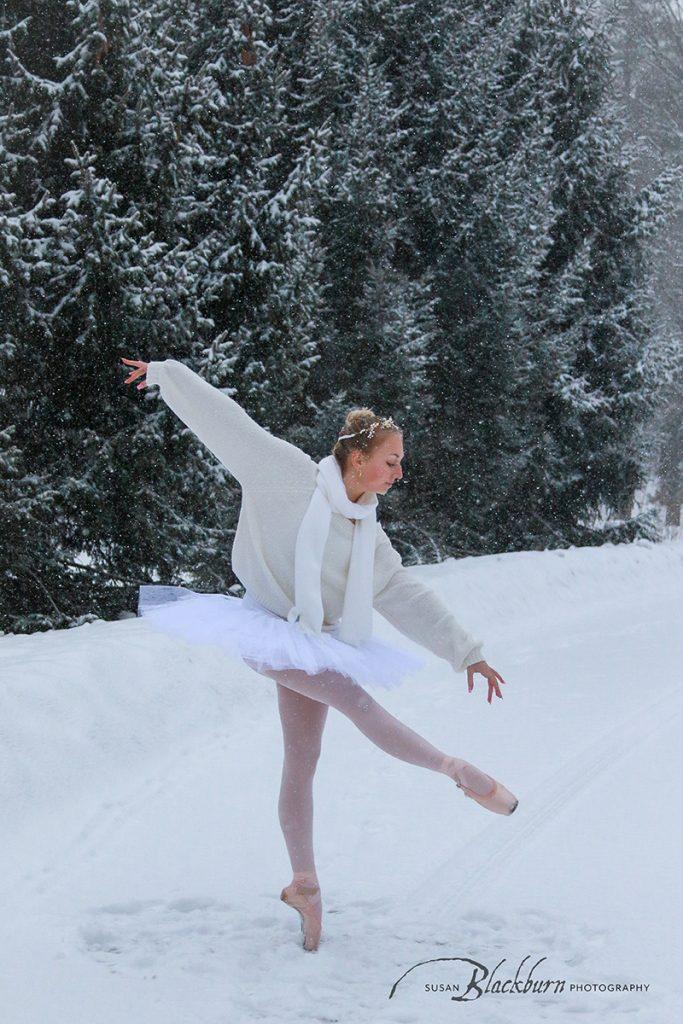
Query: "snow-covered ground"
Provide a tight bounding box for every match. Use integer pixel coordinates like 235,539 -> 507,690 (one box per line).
1,538 -> 681,1024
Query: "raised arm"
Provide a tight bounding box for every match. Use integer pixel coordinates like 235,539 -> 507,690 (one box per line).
144,359 -> 312,490
372,523 -> 485,674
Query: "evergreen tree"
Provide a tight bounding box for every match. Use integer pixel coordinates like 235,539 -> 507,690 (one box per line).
0,135 -> 61,629
389,0 -> 667,553
285,1 -> 438,542
131,0 -> 330,486
383,0 -> 549,553
605,0 -> 683,530
111,0 -> 337,598
0,0 -> 216,627
518,0 -> 668,544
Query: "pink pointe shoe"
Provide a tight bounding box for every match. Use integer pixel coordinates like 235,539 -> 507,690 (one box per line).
441,756 -> 518,816
280,875 -> 322,951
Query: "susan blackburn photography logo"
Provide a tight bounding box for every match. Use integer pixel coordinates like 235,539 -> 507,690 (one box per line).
388,954 -> 651,1002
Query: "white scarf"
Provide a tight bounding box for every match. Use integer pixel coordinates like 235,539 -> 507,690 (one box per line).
286,454 -> 377,646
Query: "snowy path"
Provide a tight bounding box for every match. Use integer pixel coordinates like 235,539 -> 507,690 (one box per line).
0,539 -> 681,1023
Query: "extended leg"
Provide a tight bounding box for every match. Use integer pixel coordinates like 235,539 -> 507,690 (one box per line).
250,660 -> 447,772
268,667 -> 518,816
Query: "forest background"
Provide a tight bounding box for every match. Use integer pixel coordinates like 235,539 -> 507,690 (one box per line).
1,0 -> 681,633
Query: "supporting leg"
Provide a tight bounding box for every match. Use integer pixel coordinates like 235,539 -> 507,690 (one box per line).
275,681 -> 329,877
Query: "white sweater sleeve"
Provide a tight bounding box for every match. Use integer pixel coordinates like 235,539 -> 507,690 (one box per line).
372,524 -> 485,673
145,359 -> 310,489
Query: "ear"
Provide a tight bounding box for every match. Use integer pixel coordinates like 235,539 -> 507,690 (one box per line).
351,449 -> 365,473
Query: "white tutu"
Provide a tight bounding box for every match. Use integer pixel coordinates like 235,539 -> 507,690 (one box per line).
137,585 -> 426,690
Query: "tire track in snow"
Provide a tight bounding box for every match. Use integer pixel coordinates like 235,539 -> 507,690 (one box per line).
403,679 -> 683,917
18,728 -> 239,897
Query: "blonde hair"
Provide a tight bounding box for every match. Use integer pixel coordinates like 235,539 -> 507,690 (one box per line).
332,407 -> 402,473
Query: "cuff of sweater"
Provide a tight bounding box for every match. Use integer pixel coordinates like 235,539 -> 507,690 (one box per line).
145,361 -> 164,388
458,643 -> 485,672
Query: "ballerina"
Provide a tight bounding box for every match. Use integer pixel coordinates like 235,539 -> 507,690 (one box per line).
121,356 -> 518,952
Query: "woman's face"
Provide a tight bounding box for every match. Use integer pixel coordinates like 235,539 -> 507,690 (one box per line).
348,432 -> 404,495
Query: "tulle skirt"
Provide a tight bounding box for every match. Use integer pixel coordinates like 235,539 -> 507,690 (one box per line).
137,584 -> 427,690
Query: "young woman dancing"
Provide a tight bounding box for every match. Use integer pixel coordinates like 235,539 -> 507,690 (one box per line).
121,356 -> 518,953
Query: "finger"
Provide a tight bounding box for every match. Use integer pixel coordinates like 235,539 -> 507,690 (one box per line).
124,368 -> 145,384
467,668 -> 473,693
487,682 -> 493,704
494,672 -> 507,686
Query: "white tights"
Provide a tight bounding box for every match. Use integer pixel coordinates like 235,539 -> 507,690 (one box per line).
244,660 -> 448,877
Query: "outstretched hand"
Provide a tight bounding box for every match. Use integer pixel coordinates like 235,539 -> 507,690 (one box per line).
121,357 -> 150,389
466,661 -> 507,704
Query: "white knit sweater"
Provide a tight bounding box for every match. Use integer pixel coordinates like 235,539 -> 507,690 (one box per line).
145,359 -> 485,673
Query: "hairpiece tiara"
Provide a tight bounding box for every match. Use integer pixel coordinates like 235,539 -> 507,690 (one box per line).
338,416 -> 399,441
